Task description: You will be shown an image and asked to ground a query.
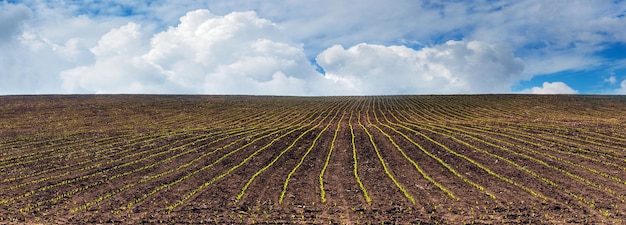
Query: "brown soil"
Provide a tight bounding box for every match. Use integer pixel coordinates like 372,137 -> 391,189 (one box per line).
0,95 -> 624,224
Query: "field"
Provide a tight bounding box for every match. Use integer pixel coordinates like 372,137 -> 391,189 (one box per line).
0,95 -> 625,224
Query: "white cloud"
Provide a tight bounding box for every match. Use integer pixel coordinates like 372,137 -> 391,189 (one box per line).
3,1 -> 626,95
0,1 -> 138,94
0,2 -> 31,43
60,22 -> 159,93
60,11 -> 525,95
317,41 -> 523,95
520,82 -> 578,94
407,0 -> 626,77
61,10 -> 326,95
605,75 -> 617,85
617,80 -> 626,94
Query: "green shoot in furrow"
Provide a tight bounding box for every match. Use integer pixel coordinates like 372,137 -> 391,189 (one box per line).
483,120 -> 626,164
16,98 -> 303,199
1,132 -> 183,201
390,104 -> 547,201
369,117 -> 457,200
236,102 -> 340,203
319,99 -> 357,203
72,127 -> 277,214
425,126 -> 551,200
393,97 -> 624,204
409,96 -> 471,123
394,97 -> 438,123
319,111 -> 345,203
349,106 -> 371,204
0,133 -> 122,165
0,127 -> 129,156
414,96 -> 469,122
542,128 -> 624,158
517,125 -> 626,167
479,96 -> 626,143
132,127 -> 298,213
6,127 -> 256,191
76,125 -> 293,212
391,100 -> 532,199
358,99 -> 415,204
428,123 -> 625,207
88,102 -> 325,214
569,128 -> 626,147
412,96 -> 469,122
279,103 -> 344,204
1,131 -> 191,185
380,97 -> 494,198
23,133 -> 218,212
370,98 -> 457,200
0,133 -> 142,170
4,98 -> 288,171
433,96 -> 485,120
506,119 -> 626,152
396,97 -> 439,122
2,131 -> 171,175
458,123 -> 626,185
420,99 -> 624,206
171,101 -> 337,211
436,123 -> 626,200
3,127 -> 252,184
457,96 -> 626,154
61,102 -> 308,212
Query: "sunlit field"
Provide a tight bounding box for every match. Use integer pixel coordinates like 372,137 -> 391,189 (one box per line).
1,95 -> 625,224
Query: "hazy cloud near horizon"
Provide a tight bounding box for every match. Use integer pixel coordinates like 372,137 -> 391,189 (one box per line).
2,1 -> 626,95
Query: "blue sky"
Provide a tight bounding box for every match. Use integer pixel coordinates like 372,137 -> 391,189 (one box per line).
1,0 -> 626,95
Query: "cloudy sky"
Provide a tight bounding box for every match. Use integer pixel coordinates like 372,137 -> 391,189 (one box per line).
1,0 -> 626,95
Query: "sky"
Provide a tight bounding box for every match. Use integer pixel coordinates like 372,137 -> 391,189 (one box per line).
1,0 -> 626,95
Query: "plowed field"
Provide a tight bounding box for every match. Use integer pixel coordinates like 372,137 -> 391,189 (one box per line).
1,95 -> 625,224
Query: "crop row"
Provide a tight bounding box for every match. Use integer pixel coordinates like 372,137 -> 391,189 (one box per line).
0,95 -> 624,224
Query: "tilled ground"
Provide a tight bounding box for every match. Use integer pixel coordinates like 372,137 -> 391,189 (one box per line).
0,95 -> 624,224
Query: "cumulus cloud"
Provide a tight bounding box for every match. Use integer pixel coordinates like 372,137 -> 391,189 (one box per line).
27,8 -> 527,96
462,0 -> 626,76
317,41 -> 524,95
60,9 -> 525,95
61,10 -> 326,95
60,22 -> 157,93
0,1 -> 137,94
521,82 -> 578,94
4,1 -> 625,95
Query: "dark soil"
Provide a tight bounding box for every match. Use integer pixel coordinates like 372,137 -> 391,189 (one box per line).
0,95 -> 624,224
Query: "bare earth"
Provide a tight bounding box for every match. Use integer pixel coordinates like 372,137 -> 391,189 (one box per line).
0,95 -> 625,224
